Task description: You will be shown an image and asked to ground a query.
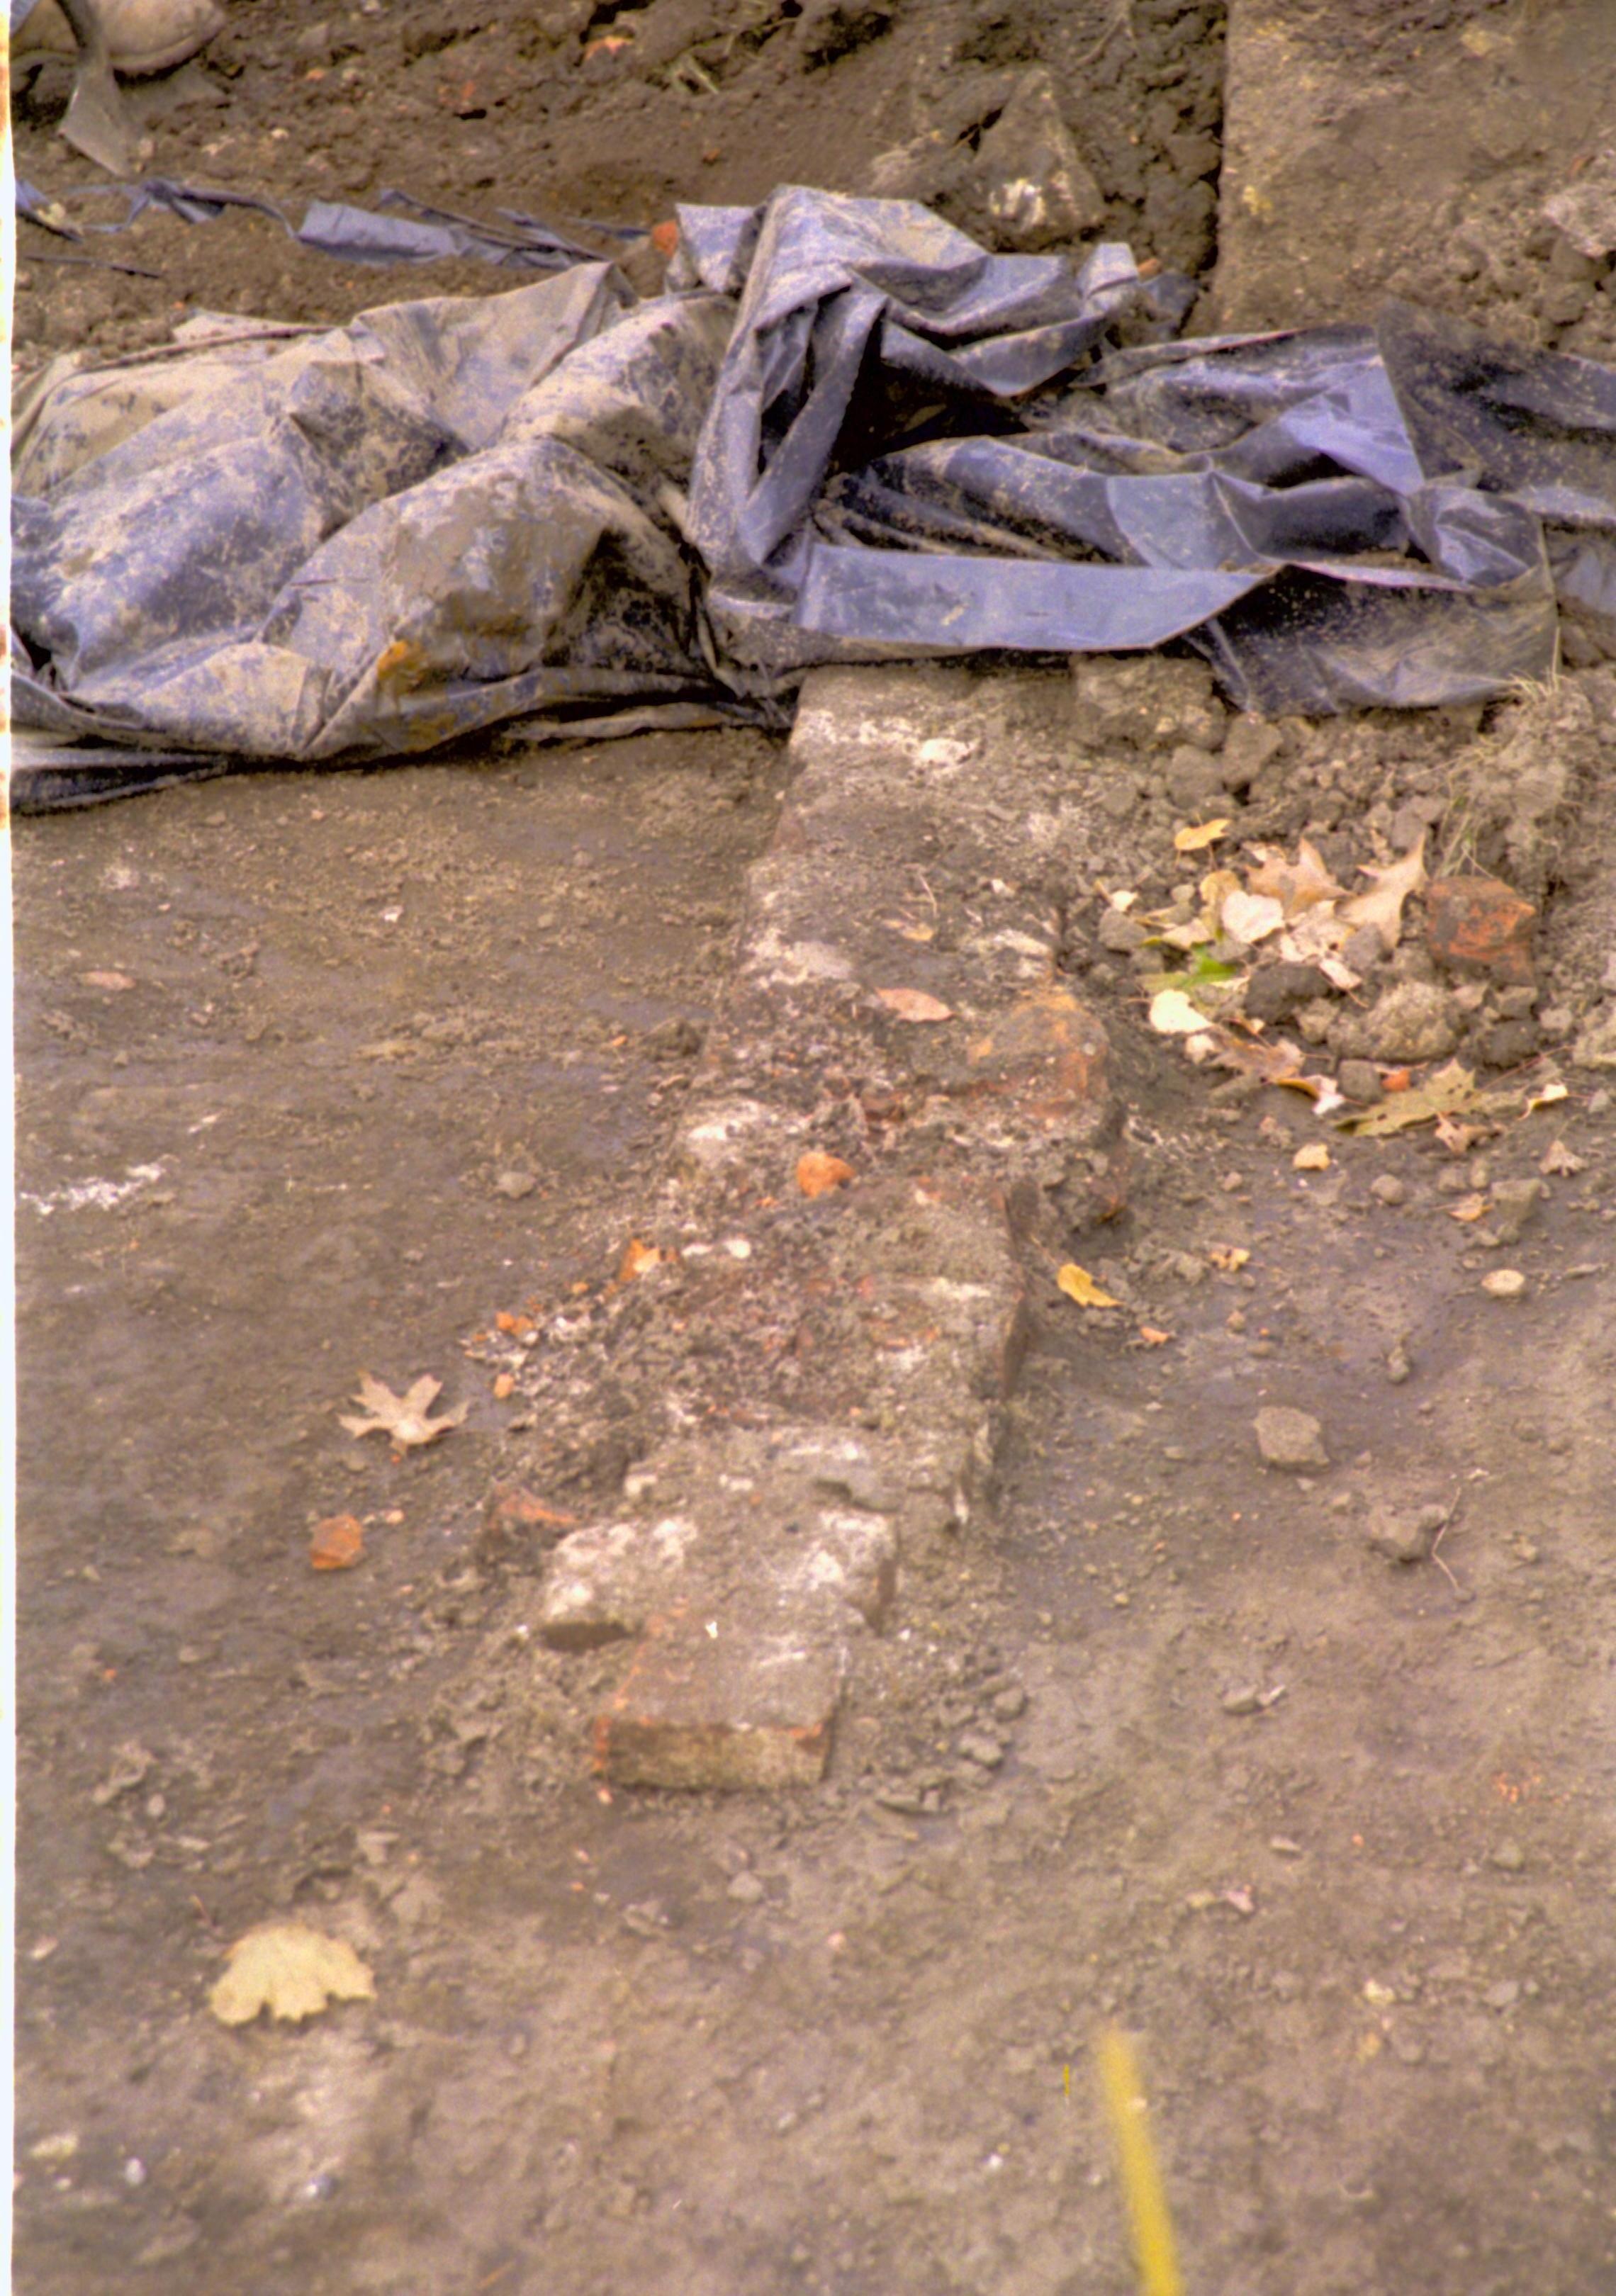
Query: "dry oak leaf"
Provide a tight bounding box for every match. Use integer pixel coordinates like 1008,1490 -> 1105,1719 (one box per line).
796,1152 -> 855,1199
340,1373 -> 468,1448
208,1924 -> 375,2027
1339,835 -> 1427,950
1057,1264 -> 1121,1309
1244,838 -> 1346,916
309,1514 -> 364,1571
876,987 -> 953,1023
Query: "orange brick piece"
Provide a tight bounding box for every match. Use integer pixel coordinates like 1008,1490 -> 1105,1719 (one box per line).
593,1609 -> 842,1790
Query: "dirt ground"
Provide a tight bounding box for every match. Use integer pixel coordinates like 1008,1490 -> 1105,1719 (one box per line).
11,2 -> 1616,2292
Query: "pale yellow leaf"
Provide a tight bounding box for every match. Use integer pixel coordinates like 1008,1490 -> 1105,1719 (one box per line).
1292,1143 -> 1330,1171
1524,1080 -> 1568,1113
1221,889 -> 1285,945
1161,918 -> 1214,950
1339,835 -> 1427,950
1174,818 -> 1230,853
208,1925 -> 375,2027
1057,1264 -> 1121,1309
1149,989 -> 1210,1035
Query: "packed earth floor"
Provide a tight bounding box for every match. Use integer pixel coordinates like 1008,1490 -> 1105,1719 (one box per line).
12,4 -> 1616,2292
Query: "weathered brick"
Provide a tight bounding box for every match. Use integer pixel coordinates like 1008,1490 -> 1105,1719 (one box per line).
593,1607 -> 843,1790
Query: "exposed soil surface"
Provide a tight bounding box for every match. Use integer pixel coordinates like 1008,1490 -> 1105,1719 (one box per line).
12,4 -> 1616,2292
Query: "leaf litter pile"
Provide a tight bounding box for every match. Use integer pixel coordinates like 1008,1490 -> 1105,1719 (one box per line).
1113,820 -> 1565,1143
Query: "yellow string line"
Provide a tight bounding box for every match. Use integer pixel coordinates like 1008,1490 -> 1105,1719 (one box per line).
1096,2025 -> 1185,2296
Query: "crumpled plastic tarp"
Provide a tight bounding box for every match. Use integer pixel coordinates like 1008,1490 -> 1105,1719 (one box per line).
12,185 -> 1616,806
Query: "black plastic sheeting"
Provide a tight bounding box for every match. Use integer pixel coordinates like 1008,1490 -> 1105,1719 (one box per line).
12,186 -> 1616,808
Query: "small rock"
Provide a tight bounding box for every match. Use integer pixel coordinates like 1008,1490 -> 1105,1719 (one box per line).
1218,717 -> 1284,792
1165,744 -> 1223,810
1366,1504 -> 1438,1565
1340,923 -> 1387,977
1488,1177 -> 1543,1244
495,1171 -> 537,1201
1490,1840 -> 1526,1872
1484,1979 -> 1521,2011
1364,981 -> 1461,1064
726,1869 -> 766,1904
957,1730 -> 1005,1769
1245,963 -> 1332,1026
1097,908 -> 1148,953
1570,1007 -> 1616,1070
991,1685 -> 1027,1721
1481,1268 -> 1527,1300
1297,999 -> 1336,1046
1384,1340 -> 1412,1385
1474,1018 -> 1541,1069
1369,1174 -> 1407,1207
1337,1059 -> 1381,1105
1221,1687 -> 1262,1716
1254,1406 -> 1328,1472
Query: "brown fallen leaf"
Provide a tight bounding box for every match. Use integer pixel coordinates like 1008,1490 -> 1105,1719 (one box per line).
310,1514 -> 364,1571
1340,835 -> 1427,951
1447,1193 -> 1490,1223
876,987 -> 953,1023
494,1310 -> 535,1337
1208,1246 -> 1250,1273
1245,838 -> 1347,917
340,1373 -> 468,1448
1137,1325 -> 1174,1346
208,1924 -> 375,2027
1540,1139 -> 1586,1176
1057,1264 -> 1121,1308
617,1237 -> 665,1282
796,1152 -> 855,1199
1292,1143 -> 1330,1171
1435,1114 -> 1485,1154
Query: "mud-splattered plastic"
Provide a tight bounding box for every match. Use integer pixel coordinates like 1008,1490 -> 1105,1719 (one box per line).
11,187 -> 1614,806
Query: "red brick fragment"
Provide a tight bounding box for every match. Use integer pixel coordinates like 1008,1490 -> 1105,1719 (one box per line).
1425,877 -> 1537,985
593,1608 -> 841,1790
